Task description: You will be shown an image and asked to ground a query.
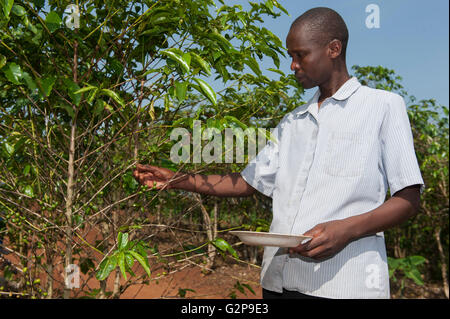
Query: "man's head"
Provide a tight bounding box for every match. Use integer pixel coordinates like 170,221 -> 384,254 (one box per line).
286,7 -> 349,89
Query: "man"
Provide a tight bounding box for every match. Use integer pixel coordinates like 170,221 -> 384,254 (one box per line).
133,7 -> 424,299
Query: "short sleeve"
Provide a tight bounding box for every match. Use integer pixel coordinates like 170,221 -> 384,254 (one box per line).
380,93 -> 425,195
240,126 -> 280,198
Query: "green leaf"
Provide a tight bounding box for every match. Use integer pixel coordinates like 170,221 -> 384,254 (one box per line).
11,4 -> 25,16
408,255 -> 426,266
63,79 -> 81,106
208,32 -> 232,52
0,54 -> 6,69
273,0 -> 289,15
178,288 -> 195,298
212,238 -> 238,258
267,68 -> 285,76
224,115 -> 247,130
4,142 -> 14,157
100,89 -> 125,107
96,256 -> 117,281
242,283 -> 255,295
80,258 -> 95,275
86,88 -> 98,105
175,81 -> 188,102
3,63 -> 23,85
118,252 -> 127,280
124,252 -> 134,269
93,99 -> 104,115
23,164 -> 31,176
74,85 -> 97,94
244,57 -> 262,76
264,0 -> 274,14
192,78 -> 216,105
161,49 -> 190,74
23,185 -> 34,197
117,232 -> 129,250
128,251 -> 151,277
190,52 -> 211,76
135,242 -> 149,261
45,11 -> 62,33
407,269 -> 424,285
39,76 -> 56,97
234,281 -> 245,293
22,72 -> 37,92
1,0 -> 14,18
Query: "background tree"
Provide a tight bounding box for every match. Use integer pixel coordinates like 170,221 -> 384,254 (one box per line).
0,0 -> 299,298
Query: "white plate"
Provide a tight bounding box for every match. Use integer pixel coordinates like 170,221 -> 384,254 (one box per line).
229,231 -> 312,247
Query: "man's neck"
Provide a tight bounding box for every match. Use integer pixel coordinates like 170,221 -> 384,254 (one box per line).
318,70 -> 351,104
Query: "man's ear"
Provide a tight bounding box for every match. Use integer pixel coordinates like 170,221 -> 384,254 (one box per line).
327,39 -> 342,59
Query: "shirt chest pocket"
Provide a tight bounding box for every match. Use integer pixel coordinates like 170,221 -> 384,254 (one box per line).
324,131 -> 367,177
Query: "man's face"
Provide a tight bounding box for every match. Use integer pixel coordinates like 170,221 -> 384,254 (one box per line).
286,26 -> 332,89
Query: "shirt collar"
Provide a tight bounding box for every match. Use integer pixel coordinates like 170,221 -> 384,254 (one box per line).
330,76 -> 361,101
293,76 -> 362,117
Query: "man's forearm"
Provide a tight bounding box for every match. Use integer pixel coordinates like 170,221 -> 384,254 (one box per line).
170,172 -> 256,197
344,185 -> 421,241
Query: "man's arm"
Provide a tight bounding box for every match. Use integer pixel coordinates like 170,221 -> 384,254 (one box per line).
290,185 -> 421,260
345,184 -> 421,240
171,172 -> 256,197
133,164 -> 256,197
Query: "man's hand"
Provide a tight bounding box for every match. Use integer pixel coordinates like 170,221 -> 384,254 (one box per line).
133,164 -> 177,190
289,219 -> 353,261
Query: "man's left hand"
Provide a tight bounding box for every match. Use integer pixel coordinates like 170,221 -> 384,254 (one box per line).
288,219 -> 354,261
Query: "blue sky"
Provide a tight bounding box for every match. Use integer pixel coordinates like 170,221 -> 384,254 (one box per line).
224,0 -> 449,107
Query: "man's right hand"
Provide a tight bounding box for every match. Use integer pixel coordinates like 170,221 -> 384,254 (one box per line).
133,164 -> 178,190
133,164 -> 256,197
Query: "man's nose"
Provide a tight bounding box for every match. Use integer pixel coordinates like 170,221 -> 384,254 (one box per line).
290,59 -> 300,72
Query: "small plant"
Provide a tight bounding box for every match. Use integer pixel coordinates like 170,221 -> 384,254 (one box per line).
178,288 -> 196,298
211,238 -> 238,259
228,280 -> 255,299
388,255 -> 427,296
96,232 -> 151,281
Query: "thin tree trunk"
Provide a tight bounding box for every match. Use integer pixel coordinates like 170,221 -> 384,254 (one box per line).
45,249 -> 53,299
63,122 -> 76,299
194,194 -> 215,271
213,201 -> 218,240
64,41 -> 78,299
99,279 -> 107,299
113,269 -> 121,298
434,227 -> 449,298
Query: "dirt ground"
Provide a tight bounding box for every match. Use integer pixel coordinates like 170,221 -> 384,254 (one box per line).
120,262 -> 262,299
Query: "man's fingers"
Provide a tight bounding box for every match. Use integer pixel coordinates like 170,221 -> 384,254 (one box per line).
302,236 -> 325,252
289,235 -> 323,255
136,164 -> 167,177
136,163 -> 158,172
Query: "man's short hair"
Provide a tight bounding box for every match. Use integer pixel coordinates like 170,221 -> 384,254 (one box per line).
291,7 -> 349,60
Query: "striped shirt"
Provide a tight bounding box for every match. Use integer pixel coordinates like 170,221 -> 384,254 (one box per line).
240,77 -> 424,299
